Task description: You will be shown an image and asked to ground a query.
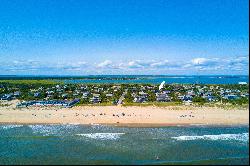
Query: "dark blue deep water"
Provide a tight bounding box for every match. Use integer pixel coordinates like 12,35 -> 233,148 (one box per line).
0,124 -> 248,165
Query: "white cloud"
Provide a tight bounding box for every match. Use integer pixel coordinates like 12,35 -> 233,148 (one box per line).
6,60 -> 42,71
228,56 -> 249,66
0,56 -> 248,74
61,61 -> 87,71
97,60 -> 113,68
0,60 -> 89,72
127,60 -> 153,69
191,58 -> 207,65
76,61 -> 87,66
128,60 -> 143,68
191,58 -> 219,66
150,60 -> 169,68
186,56 -> 249,71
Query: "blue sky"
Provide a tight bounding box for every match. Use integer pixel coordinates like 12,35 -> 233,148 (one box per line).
0,0 -> 249,75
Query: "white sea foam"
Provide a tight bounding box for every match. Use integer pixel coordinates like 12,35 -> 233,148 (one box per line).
172,133 -> 249,142
0,125 -> 23,130
90,123 -> 102,127
189,124 -> 206,127
67,123 -> 80,125
76,133 -> 125,140
29,124 -> 78,136
91,123 -> 101,126
90,124 -> 111,130
28,125 -> 55,136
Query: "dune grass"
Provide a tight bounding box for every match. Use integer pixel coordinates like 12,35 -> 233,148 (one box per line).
122,102 -> 182,107
76,102 -> 115,106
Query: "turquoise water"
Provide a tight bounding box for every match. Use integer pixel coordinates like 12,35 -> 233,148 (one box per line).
62,75 -> 249,84
0,124 -> 248,165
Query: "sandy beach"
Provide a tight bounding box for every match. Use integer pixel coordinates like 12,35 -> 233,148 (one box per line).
0,100 -> 248,126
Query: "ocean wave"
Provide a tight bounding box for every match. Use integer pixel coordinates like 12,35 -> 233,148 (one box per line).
90,123 -> 110,129
0,125 -> 23,130
28,124 -> 78,136
172,133 -> 249,142
76,133 -> 125,140
91,123 -> 101,126
67,123 -> 81,125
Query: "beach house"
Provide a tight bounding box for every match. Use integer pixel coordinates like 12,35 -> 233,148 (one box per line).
224,94 -> 240,100
82,92 -> 90,99
89,94 -> 101,103
156,92 -> 171,102
0,93 -> 13,101
133,92 -> 148,103
14,91 -> 21,97
16,99 -> 80,108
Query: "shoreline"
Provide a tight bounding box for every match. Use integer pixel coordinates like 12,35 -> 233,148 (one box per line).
0,100 -> 249,127
0,122 -> 249,128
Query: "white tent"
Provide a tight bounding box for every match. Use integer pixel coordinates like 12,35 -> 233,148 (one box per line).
159,81 -> 165,90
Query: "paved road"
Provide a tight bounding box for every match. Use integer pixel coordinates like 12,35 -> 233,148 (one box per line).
117,89 -> 128,105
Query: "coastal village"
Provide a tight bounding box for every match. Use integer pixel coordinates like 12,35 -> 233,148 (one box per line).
0,81 -> 248,107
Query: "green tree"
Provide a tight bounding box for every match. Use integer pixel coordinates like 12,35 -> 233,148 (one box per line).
192,96 -> 206,103
124,92 -> 133,103
148,91 -> 156,102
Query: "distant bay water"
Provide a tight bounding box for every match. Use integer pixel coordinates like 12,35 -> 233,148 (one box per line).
62,75 -> 249,84
0,124 -> 248,165
0,75 -> 248,84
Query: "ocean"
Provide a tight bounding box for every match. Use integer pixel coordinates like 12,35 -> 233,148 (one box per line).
0,124 -> 248,165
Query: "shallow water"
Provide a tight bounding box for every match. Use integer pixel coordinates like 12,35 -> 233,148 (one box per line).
0,124 -> 248,165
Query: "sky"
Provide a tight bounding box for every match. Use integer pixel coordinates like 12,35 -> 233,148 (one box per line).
0,0 -> 249,75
